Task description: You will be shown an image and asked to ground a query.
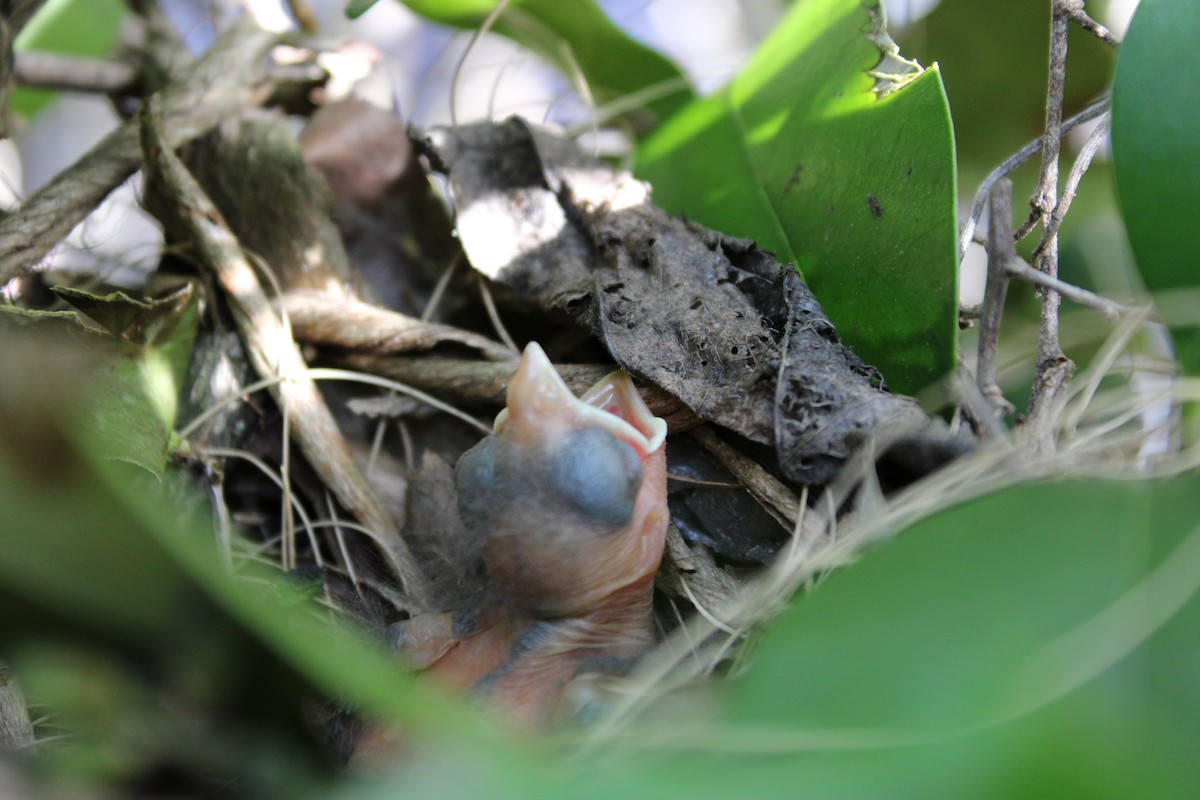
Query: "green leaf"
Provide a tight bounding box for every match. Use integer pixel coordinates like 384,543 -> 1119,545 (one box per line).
0,334 -> 495,739
346,0 -> 381,18
12,0 -> 126,118
1111,0 -> 1200,373
334,474 -> 1200,799
635,0 -> 957,395
391,0 -> 694,126
0,286 -> 200,478
727,475 -> 1200,738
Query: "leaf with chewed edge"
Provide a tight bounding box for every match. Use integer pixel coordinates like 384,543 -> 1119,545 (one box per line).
636,0 -> 957,396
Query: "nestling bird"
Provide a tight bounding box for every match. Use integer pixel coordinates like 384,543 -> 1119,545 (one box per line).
393,342 -> 668,728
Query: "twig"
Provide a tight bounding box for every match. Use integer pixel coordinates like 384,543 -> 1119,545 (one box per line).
449,0 -> 510,126
957,355 -> 1009,440
13,51 -> 137,94
1033,112 -> 1111,262
1007,255 -> 1136,321
476,274 -> 520,354
140,97 -> 432,611
0,20 -> 279,286
959,95 -> 1108,260
284,0 -> 320,33
1,1 -> 46,35
1012,205 -> 1041,243
1064,0 -> 1120,47
1024,0 -> 1078,445
306,368 -> 494,436
976,179 -> 1017,418
282,289 -> 515,361
337,351 -> 701,432
420,253 -> 459,322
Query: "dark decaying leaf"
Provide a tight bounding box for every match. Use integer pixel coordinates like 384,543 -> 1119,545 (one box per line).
420,118 -> 971,486
666,436 -> 789,563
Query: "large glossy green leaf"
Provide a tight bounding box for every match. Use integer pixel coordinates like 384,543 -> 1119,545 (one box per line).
635,0 -> 957,396
727,475 -> 1200,738
12,0 -> 126,118
1111,0 -> 1200,373
384,0 -> 693,126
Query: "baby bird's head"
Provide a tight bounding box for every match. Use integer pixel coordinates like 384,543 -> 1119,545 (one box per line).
455,343 -> 668,619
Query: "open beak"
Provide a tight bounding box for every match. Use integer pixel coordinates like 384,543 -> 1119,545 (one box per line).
495,342 -> 666,460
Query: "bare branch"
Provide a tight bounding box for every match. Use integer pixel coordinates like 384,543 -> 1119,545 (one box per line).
0,20 -> 279,286
140,97 -> 432,611
1005,255 -> 1138,321
976,179 -> 1016,418
284,0 -> 320,33
1025,0 -> 1077,442
335,351 -> 701,433
957,355 -> 1008,440
1065,0 -> 1120,47
959,95 -> 1108,259
282,290 -> 516,362
690,426 -> 824,541
13,51 -> 137,94
1033,112 -> 1111,260
3,0 -> 48,31
1012,205 -> 1041,242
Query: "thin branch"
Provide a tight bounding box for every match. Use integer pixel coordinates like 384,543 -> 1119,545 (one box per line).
284,0 -> 320,33
477,274 -> 520,354
976,179 -> 1016,418
690,426 -> 824,541
282,289 -> 515,361
959,95 -> 1108,260
1025,0 -> 1077,443
1006,256 -> 1137,321
0,20 -> 279,286
1065,0 -> 1120,47
3,0 -> 47,31
1012,206 -> 1041,242
335,351 -> 701,432
140,97 -> 432,611
1033,112 -> 1112,261
957,356 -> 1008,440
449,0 -> 510,126
13,50 -> 137,94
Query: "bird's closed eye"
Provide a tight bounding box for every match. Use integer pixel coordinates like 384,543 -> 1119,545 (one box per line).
454,426 -> 643,534
548,427 -> 642,529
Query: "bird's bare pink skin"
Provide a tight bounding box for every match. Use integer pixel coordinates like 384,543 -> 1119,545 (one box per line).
401,342 -> 668,727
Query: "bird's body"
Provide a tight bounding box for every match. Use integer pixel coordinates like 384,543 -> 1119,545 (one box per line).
395,343 -> 668,728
